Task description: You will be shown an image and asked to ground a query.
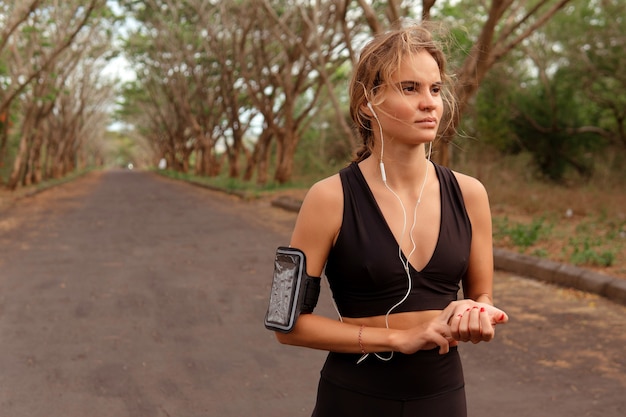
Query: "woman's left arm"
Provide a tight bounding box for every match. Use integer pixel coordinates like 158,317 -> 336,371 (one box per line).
460,174 -> 494,304
445,173 -> 508,343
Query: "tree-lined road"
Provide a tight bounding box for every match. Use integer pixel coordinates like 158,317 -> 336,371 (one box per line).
0,170 -> 623,417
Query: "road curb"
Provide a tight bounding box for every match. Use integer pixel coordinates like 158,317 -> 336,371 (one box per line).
493,248 -> 626,306
272,196 -> 626,306
270,195 -> 304,212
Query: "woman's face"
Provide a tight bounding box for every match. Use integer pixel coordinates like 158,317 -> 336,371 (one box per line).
370,50 -> 444,147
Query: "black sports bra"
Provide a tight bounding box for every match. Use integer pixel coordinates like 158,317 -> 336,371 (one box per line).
324,162 -> 472,318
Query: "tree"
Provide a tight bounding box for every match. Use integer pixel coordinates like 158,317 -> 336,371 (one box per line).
511,68 -> 602,181
234,0 -> 356,184
193,0 -> 258,179
116,0 -> 582,184
494,0 -> 625,181
1,0 -> 113,189
120,0 -> 202,172
556,0 -> 626,149
119,0 -> 359,184
426,0 -> 574,164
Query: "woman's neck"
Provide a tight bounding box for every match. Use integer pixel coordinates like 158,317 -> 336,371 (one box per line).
361,146 -> 431,193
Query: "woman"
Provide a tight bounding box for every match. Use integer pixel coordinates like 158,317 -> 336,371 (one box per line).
273,23 -> 508,417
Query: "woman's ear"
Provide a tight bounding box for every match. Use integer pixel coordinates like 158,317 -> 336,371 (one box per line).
360,101 -> 373,118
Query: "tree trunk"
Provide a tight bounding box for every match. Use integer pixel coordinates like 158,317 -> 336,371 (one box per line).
7,133 -> 29,190
193,142 -> 204,175
273,131 -> 298,184
6,108 -> 37,189
255,130 -> 274,186
244,129 -> 272,182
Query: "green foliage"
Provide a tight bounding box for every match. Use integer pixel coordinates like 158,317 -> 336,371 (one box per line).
156,168 -> 303,198
456,0 -> 625,183
105,131 -> 140,167
494,217 -> 552,251
502,0 -> 625,182
493,210 -> 623,271
510,69 -> 603,182
472,64 -> 520,154
563,215 -> 626,267
433,1 -> 478,68
111,0 -> 626,188
292,107 -> 353,182
568,237 -> 616,267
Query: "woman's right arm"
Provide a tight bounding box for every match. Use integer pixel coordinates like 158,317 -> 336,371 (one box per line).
287,175 -> 342,279
276,313 -> 453,355
272,175 -> 451,355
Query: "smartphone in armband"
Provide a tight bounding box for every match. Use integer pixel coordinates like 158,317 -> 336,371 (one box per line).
264,247 -> 320,333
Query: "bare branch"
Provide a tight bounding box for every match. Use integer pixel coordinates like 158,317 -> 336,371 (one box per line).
356,0 -> 382,34
0,0 -> 42,52
492,0 -> 572,62
0,0 -> 105,115
422,0 -> 436,21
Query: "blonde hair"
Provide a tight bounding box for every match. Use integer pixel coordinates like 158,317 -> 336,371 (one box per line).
349,23 -> 457,162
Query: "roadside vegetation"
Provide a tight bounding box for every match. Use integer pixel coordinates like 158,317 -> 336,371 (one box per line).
1,1 -> 624,278
155,140 -> 626,280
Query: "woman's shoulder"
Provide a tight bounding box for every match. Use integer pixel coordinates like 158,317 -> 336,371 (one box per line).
447,169 -> 487,195
444,168 -> 489,209
446,169 -> 491,223
290,172 -> 344,256
302,172 -> 343,209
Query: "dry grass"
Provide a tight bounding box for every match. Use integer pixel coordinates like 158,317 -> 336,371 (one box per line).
456,149 -> 626,279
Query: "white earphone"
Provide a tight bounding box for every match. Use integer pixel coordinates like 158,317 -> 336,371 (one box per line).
355,95 -> 432,365
366,101 -> 387,183
367,101 -> 377,118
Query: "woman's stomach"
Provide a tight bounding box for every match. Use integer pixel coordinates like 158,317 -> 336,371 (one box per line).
343,309 -> 442,329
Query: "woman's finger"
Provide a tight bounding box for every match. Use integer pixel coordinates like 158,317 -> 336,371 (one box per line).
479,307 -> 495,341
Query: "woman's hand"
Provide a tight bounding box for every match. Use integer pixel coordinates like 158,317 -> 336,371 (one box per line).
439,300 -> 509,344
392,319 -> 455,355
392,300 -> 508,355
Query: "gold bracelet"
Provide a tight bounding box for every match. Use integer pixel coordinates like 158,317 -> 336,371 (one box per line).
358,325 -> 366,354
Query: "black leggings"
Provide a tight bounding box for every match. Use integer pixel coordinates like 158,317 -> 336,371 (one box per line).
311,347 -> 466,417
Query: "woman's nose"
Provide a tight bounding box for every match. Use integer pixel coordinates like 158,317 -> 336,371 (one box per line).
419,92 -> 436,111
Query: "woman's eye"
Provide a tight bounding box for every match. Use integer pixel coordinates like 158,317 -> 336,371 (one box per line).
401,82 -> 418,93
399,82 -> 442,95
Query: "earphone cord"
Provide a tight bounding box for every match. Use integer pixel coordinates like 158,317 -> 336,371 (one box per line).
359,158 -> 428,364
357,128 -> 431,364
355,97 -> 434,364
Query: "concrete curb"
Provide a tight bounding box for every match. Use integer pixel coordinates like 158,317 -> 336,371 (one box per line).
270,195 -> 304,212
272,196 -> 626,306
493,248 -> 626,306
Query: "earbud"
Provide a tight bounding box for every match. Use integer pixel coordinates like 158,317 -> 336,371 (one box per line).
366,101 -> 386,182
366,102 -> 377,119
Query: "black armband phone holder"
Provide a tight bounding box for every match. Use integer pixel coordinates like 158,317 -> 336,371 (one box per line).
264,246 -> 321,333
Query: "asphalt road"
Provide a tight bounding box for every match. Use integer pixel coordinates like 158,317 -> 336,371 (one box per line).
0,170 -> 623,417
